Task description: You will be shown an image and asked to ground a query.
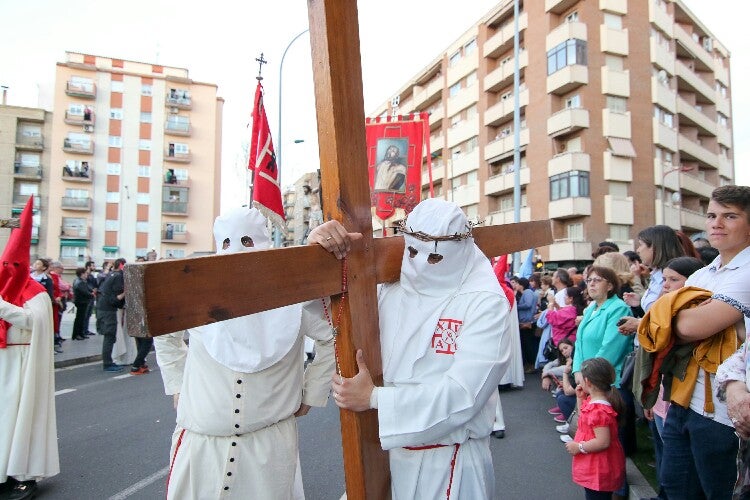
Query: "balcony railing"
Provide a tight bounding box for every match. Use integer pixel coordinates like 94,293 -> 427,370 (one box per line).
162,229 -> 189,243
60,226 -> 91,239
13,163 -> 42,179
162,201 -> 188,214
165,121 -> 192,136
166,94 -> 192,109
164,151 -> 192,163
62,166 -> 93,183
65,81 -> 96,99
61,197 -> 92,211
64,110 -> 95,125
63,139 -> 94,154
12,194 -> 41,209
15,136 -> 44,150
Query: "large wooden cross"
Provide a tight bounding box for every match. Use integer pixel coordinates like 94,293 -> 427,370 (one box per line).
124,1 -> 552,498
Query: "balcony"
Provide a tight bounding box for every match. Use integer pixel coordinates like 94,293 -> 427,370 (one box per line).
484,51 -> 528,93
485,167 -> 530,196
679,136 -> 718,169
656,202 -> 682,229
163,176 -> 191,188
680,208 -> 706,231
422,164 -> 445,185
547,65 -> 588,95
600,25 -> 629,56
548,240 -> 593,262
679,171 -> 714,199
602,110 -> 631,139
62,166 -> 93,183
446,52 -> 478,88
548,152 -> 590,177
164,151 -> 192,163
484,89 -> 529,127
450,184 -> 480,207
599,0 -> 627,14
446,89 -> 478,119
162,228 -> 189,244
673,23 -> 714,72
601,67 -> 630,97
166,93 -> 192,110
64,110 -> 95,126
546,0 -> 581,15
715,62 -> 730,87
162,201 -> 189,215
603,152 -> 632,181
676,97 -> 715,136
717,126 -> 732,148
15,135 -> 44,151
13,163 -> 42,180
446,120 -> 478,149
718,155 -> 733,179
12,194 -> 40,209
450,149 -> 480,178
61,196 -> 92,211
486,207 -> 531,225
716,96 -> 730,118
651,77 -> 677,114
650,38 -> 675,75
654,160 -> 680,191
675,60 -> 715,104
547,108 -> 589,138
165,120 -> 192,137
412,77 -> 443,110
604,195 -> 634,224
649,0 -> 674,36
484,128 -> 530,162
60,226 -> 91,240
546,21 -> 587,52
548,197 -> 591,219
429,107 -> 443,129
652,118 -> 678,152
66,81 -> 96,99
63,139 -> 94,155
484,12 -> 528,59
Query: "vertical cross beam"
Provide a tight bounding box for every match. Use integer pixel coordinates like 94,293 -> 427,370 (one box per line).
307,0 -> 390,497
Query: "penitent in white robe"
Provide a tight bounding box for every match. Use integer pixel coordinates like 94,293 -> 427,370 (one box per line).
0,294 -> 59,483
154,301 -> 335,500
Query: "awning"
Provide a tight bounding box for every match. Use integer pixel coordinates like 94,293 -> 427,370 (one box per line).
102,246 -> 119,252
60,240 -> 88,247
607,137 -> 636,158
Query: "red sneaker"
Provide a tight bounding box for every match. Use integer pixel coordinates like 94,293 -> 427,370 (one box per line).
130,366 -> 150,375
547,406 -> 562,415
554,414 -> 567,423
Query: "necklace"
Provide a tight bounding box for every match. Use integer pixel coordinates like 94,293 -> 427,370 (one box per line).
321,257 -> 348,376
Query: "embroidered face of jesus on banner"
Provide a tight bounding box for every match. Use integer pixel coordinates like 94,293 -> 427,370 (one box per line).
366,115 -> 427,221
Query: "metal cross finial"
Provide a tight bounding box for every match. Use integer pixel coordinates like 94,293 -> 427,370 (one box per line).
255,53 -> 268,81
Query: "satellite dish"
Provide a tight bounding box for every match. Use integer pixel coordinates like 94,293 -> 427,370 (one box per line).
657,70 -> 668,84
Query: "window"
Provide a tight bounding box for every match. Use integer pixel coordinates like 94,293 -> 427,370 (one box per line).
465,105 -> 477,121
20,124 -> 42,138
136,193 -> 150,204
547,39 -> 587,75
449,82 -> 461,97
567,223 -> 584,241
606,96 -> 627,113
171,143 -> 189,154
136,248 -> 148,258
450,113 -> 462,128
139,139 -> 151,150
603,13 -> 622,29
62,218 -> 87,236
610,224 -> 630,242
136,222 -> 149,233
654,106 -> 674,128
466,136 -> 478,153
110,108 -> 123,120
106,192 -> 120,203
107,163 -> 121,175
61,246 -> 86,263
449,50 -> 461,67
605,55 -> 625,71
105,220 -> 119,231
501,91 -> 512,102
65,188 -> 88,198
140,112 -> 152,123
565,94 -> 581,109
167,249 -> 185,259
111,81 -> 124,93
141,84 -> 152,96
104,250 -> 118,260
174,168 -> 188,180
716,82 -> 728,98
550,171 -> 590,200
108,136 -> 122,148
68,104 -> 85,116
163,187 -> 188,202
19,183 -> 38,196
20,153 -> 40,167
466,171 -> 478,185
565,11 -> 579,23
451,146 -> 462,160
138,166 -> 150,177
717,113 -> 728,127
464,38 -> 477,56
465,71 -> 477,88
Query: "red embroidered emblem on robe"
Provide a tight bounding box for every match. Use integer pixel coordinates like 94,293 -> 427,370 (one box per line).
432,318 -> 463,355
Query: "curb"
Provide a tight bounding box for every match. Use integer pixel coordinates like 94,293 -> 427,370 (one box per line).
627,457 -> 657,499
54,354 -> 102,369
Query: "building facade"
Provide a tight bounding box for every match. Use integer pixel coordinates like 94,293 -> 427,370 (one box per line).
281,171 -> 323,247
46,52 -> 223,267
370,0 -> 734,266
0,103 -> 52,258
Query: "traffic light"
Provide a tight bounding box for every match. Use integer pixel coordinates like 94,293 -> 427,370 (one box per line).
535,258 -> 544,271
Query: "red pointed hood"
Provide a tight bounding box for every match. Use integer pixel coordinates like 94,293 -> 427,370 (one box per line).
0,196 -> 44,347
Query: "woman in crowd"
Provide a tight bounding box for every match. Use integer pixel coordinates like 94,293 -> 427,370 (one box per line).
30,258 -> 54,302
511,276 -> 539,373
594,251 -> 645,318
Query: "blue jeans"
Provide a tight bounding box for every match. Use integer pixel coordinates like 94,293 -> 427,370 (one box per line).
556,393 -> 576,420
661,404 -> 738,499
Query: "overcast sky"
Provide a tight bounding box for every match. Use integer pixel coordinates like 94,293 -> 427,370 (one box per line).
1,0 -> 745,212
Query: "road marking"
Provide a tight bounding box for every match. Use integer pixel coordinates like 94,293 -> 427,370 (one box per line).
54,388 -> 76,396
108,466 -> 169,500
112,373 -> 132,380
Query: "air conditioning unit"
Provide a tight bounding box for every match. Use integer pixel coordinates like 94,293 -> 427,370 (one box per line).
83,124 -> 94,133
170,107 -> 179,114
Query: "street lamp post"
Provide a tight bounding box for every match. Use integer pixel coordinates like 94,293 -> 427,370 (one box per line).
659,164 -> 691,225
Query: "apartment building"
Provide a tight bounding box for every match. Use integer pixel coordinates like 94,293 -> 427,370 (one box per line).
370,0 -> 734,266
281,171 -> 323,247
0,103 -> 52,258
46,52 -> 223,267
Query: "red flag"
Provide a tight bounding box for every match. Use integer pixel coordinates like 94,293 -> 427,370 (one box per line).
248,81 -> 285,231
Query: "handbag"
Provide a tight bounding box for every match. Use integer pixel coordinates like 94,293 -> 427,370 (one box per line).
542,338 -> 559,361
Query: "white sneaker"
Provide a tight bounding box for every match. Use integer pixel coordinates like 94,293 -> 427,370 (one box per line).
560,434 -> 573,443
555,423 -> 570,434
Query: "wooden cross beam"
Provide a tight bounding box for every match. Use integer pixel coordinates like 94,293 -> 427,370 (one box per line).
124,1 -> 553,498
0,218 -> 21,229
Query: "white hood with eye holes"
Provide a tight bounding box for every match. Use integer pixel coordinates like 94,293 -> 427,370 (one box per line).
195,206 -> 302,373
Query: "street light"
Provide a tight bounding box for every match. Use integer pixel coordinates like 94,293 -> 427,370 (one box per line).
277,29 -> 310,183
659,164 -> 692,225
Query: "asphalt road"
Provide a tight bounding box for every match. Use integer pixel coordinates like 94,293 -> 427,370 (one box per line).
38,356 -> 584,499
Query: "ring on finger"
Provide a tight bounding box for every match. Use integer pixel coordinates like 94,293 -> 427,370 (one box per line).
326,236 -> 333,241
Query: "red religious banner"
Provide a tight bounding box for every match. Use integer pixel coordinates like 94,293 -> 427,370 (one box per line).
365,113 -> 431,222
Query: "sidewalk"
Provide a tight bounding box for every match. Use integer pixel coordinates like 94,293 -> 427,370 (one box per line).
55,308 -> 103,368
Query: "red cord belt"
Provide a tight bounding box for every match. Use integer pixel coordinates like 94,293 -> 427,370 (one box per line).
404,443 -> 461,499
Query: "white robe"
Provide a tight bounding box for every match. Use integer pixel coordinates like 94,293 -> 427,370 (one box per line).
499,301 -> 524,387
376,286 -> 512,499
0,293 -> 59,482
154,301 -> 335,500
